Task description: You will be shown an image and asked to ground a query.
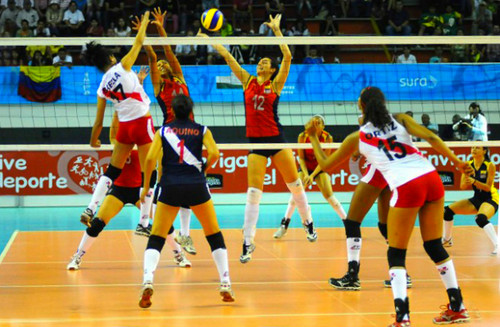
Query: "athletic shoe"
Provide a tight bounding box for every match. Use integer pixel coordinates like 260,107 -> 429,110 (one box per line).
138,283 -> 154,308
273,217 -> 290,239
432,304 -> 470,324
135,224 -> 152,237
219,283 -> 235,302
174,235 -> 197,255
387,320 -> 411,327
303,221 -> 317,242
384,274 -> 413,288
328,273 -> 361,291
492,244 -> 498,255
66,253 -> 82,270
239,242 -> 256,263
80,208 -> 94,227
173,251 -> 192,267
442,238 -> 453,247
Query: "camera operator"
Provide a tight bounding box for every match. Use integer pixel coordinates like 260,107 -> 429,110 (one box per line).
453,102 -> 488,141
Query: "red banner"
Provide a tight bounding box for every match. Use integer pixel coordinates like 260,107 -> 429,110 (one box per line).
0,147 -> 498,195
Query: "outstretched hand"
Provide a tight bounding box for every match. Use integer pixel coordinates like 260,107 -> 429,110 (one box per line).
131,16 -> 141,31
136,66 -> 150,84
264,14 -> 282,31
152,7 -> 166,27
305,118 -> 320,136
457,161 -> 474,176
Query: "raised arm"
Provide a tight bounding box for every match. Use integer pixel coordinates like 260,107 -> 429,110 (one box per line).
267,14 -> 291,94
202,128 -> 220,171
121,11 -> 150,71
143,45 -> 161,96
197,29 -> 250,85
151,7 -> 184,81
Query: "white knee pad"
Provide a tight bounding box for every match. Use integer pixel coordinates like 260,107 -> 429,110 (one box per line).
247,187 -> 263,204
286,179 -> 304,194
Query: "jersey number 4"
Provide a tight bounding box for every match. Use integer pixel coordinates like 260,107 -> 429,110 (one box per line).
252,95 -> 265,111
377,136 -> 407,161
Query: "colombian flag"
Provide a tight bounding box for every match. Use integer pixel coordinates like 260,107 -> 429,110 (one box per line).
18,66 -> 62,102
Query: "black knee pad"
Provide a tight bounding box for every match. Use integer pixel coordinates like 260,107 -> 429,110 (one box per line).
423,238 -> 449,264
147,234 -> 166,252
149,170 -> 157,188
378,222 -> 388,240
103,164 -> 122,181
168,225 -> 175,235
475,213 -> 489,228
387,247 -> 407,268
343,219 -> 361,238
86,218 -> 106,237
206,231 -> 226,251
444,206 -> 455,222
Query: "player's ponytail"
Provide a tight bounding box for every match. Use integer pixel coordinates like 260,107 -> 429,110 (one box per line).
483,146 -> 490,161
172,94 -> 194,120
361,87 -> 391,129
85,42 -> 114,72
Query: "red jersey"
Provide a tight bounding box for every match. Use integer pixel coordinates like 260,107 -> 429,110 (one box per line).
156,76 -> 191,125
114,150 -> 142,188
244,76 -> 282,138
303,131 -> 330,172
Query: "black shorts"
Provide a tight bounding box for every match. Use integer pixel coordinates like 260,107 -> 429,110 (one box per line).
158,183 -> 211,207
154,186 -> 190,209
248,134 -> 287,158
107,185 -> 140,205
468,196 -> 499,213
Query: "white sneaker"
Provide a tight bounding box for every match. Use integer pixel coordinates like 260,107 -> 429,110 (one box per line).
273,218 -> 290,239
173,251 -> 192,267
492,244 -> 498,255
219,283 -> 235,302
174,235 -> 197,255
66,253 -> 82,270
239,242 -> 256,263
139,283 -> 154,308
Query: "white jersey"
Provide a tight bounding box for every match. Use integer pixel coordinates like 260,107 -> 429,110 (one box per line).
359,115 -> 435,189
97,63 -> 151,122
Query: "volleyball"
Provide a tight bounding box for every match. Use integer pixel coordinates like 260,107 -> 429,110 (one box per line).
201,8 -> 224,32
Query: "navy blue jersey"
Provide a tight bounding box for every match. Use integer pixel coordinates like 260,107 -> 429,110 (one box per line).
160,119 -> 207,185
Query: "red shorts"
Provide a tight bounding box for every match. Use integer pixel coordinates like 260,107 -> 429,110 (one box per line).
390,170 -> 444,208
360,164 -> 388,189
116,116 -> 155,145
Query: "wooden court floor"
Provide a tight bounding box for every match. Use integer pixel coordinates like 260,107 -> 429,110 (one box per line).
0,227 -> 498,327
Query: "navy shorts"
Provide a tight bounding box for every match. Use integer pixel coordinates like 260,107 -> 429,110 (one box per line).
248,134 -> 287,158
107,185 -> 140,205
468,197 -> 499,213
158,183 -> 211,207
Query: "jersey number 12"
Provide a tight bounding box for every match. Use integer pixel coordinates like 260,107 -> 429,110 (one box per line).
252,95 -> 265,111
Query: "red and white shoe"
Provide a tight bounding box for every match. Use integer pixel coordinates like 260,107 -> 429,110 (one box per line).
433,304 -> 470,324
388,320 -> 410,327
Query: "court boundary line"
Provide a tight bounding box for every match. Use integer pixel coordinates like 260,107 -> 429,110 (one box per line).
0,230 -> 18,264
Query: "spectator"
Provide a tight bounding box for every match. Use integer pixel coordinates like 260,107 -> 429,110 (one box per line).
322,14 -> 338,36
164,0 -> 180,34
86,0 -> 103,25
418,5 -> 443,36
16,0 -> 38,28
464,102 -> 488,141
26,44 -> 50,60
114,17 -> 131,37
15,18 -> 32,36
46,0 -> 63,35
175,29 -> 197,64
202,0 -> 219,11
287,17 -> 310,58
303,47 -> 324,64
467,43 -> 484,62
33,20 -> 50,36
10,48 -> 20,65
448,114 -> 470,141
486,24 -> 500,61
73,0 -> 86,11
429,46 -> 448,63
34,0 -> 49,19
0,0 -> 32,10
421,113 -> 439,134
136,0 -> 158,15
451,28 -> 467,62
52,47 -> 72,67
441,4 -> 462,35
29,50 -> 50,65
385,0 -> 411,36
472,1 -> 493,35
104,0 -> 123,29
233,0 -> 254,33
396,46 -> 417,63
296,0 -> 313,17
0,19 -> 17,35
220,18 -> 233,37
86,17 -> 103,36
0,1 -> 19,31
62,1 -> 85,36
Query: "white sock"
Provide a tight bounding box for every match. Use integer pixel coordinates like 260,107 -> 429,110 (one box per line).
346,237 -> 362,263
179,207 -> 191,237
140,188 -> 154,228
389,268 -> 409,321
166,231 -> 182,252
76,231 -> 97,257
151,203 -> 157,222
87,175 -> 112,213
143,249 -> 161,284
444,220 -> 454,240
212,248 -> 230,284
436,259 -> 459,289
327,195 -> 346,220
243,187 -> 262,245
286,179 -> 312,224
483,223 -> 498,247
284,196 -> 295,219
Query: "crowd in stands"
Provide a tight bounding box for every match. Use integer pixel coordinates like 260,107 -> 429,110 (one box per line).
0,0 -> 500,65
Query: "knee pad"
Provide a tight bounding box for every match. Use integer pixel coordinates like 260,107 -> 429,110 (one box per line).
387,247 -> 407,268
475,213 -> 489,228
423,238 -> 449,264
147,234 -> 166,252
168,225 -> 175,235
444,206 -> 455,222
378,222 -> 388,240
206,231 -> 226,251
103,164 -> 122,181
286,178 -> 304,194
86,218 -> 106,237
343,219 -> 361,238
247,187 -> 262,205
149,170 -> 157,188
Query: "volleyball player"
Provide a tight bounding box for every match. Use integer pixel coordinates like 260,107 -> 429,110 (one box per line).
133,7 -> 196,255
138,95 -> 234,308
443,145 -> 498,255
307,87 -> 472,326
274,114 -> 346,239
198,14 -> 316,264
81,12 -> 155,235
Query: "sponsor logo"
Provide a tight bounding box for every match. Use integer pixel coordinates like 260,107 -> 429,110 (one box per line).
206,174 -> 223,189
438,171 -> 454,186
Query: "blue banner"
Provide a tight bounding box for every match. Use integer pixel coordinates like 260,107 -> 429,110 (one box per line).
2,64 -> 500,104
